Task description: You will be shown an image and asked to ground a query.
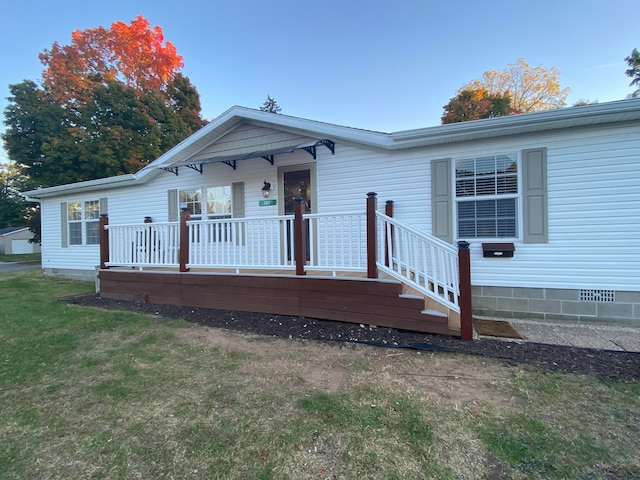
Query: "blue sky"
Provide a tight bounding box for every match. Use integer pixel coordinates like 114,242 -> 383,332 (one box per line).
1,0 -> 638,163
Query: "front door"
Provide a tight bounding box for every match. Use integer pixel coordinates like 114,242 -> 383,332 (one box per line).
282,168 -> 312,215
279,166 -> 315,263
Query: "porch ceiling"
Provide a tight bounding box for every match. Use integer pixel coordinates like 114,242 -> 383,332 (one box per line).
160,139 -> 335,175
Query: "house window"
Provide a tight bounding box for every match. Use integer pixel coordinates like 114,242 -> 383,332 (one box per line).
68,200 -> 100,245
179,186 -> 232,219
455,154 -> 518,238
179,186 -> 233,242
179,189 -> 203,219
205,186 -> 232,219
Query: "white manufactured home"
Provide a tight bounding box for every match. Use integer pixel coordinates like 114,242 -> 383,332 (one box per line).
26,100 -> 640,333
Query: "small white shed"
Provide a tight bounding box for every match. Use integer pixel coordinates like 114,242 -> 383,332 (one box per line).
0,227 -> 41,255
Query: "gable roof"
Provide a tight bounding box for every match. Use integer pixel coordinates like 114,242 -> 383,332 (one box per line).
0,227 -> 28,236
24,99 -> 640,200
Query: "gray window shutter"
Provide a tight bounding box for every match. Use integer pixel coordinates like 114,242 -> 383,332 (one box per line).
168,189 -> 178,221
61,202 -> 68,248
232,182 -> 245,218
522,148 -> 548,243
99,197 -> 108,215
431,158 -> 453,243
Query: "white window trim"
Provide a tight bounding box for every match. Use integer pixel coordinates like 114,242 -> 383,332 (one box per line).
178,185 -> 233,220
67,199 -> 101,246
453,151 -> 523,242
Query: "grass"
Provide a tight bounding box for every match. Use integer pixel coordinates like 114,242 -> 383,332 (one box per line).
1,270 -> 639,479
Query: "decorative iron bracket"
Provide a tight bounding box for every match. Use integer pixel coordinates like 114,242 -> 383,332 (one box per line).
185,164 -> 203,174
262,155 -> 275,165
160,166 -> 179,176
222,160 -> 237,170
301,139 -> 335,159
319,139 -> 335,155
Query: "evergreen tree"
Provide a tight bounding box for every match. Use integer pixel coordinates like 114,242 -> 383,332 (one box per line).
625,48 -> 640,98
260,95 -> 282,113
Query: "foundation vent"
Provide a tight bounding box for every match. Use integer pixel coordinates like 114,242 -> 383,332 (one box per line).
579,289 -> 615,303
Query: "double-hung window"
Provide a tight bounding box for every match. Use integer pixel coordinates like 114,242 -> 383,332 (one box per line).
455,154 -> 518,239
178,186 -> 232,219
179,186 -> 233,242
67,200 -> 100,245
205,186 -> 232,219
179,189 -> 203,219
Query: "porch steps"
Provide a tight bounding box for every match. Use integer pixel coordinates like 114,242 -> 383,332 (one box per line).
99,269 -> 461,337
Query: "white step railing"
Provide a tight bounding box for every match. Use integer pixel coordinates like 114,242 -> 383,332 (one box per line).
376,211 -> 460,312
105,222 -> 180,267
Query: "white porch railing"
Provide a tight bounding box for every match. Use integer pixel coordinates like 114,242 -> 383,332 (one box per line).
376,211 -> 460,312
186,212 -> 367,273
188,215 -> 294,270
102,210 -> 460,312
105,222 -> 180,267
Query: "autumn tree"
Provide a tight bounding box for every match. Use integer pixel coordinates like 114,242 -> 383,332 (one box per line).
460,58 -> 570,113
39,15 -> 183,104
260,95 -> 282,113
442,89 -> 512,124
625,48 -> 640,98
3,16 -> 206,188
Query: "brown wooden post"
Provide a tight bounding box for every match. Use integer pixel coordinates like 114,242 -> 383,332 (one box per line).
366,192 -> 378,279
293,197 -> 306,276
458,241 -> 473,340
179,208 -> 191,272
384,200 -> 394,268
99,214 -> 109,269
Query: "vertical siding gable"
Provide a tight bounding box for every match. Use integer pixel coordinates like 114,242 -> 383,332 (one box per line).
189,125 -> 310,162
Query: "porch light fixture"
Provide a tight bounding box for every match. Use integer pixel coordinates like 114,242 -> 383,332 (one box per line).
261,180 -> 271,198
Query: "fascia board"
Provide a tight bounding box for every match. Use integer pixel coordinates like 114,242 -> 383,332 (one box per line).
390,99 -> 640,148
23,174 -> 137,199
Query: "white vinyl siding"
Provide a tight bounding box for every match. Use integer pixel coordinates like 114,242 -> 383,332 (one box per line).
37,121 -> 640,294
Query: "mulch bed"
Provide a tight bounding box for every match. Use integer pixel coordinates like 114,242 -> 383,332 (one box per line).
67,294 -> 640,383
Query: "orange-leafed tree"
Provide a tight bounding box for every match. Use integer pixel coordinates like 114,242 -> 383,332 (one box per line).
3,16 -> 205,188
441,88 -> 513,124
39,15 -> 184,104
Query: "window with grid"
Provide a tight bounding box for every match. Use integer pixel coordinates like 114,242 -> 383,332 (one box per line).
179,189 -> 203,219
180,186 -> 233,242
455,154 -> 518,238
205,186 -> 232,219
205,186 -> 232,241
68,200 -> 100,245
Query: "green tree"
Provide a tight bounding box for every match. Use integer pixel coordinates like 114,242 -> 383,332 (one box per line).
441,89 -> 512,124
0,162 -> 29,229
2,17 -> 205,188
260,95 -> 282,113
625,48 -> 640,98
461,58 -> 570,113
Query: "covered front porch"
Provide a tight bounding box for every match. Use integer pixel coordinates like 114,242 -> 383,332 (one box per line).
98,194 -> 473,338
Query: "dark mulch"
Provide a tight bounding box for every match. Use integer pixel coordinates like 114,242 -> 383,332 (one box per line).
67,294 -> 640,383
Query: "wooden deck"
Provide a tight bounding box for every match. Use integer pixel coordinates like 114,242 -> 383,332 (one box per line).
98,268 -> 461,337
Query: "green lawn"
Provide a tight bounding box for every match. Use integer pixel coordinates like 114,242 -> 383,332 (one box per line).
1,270 -> 638,479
